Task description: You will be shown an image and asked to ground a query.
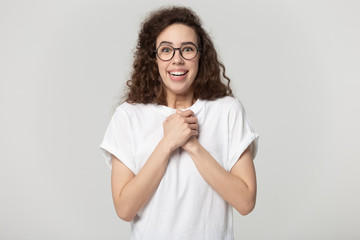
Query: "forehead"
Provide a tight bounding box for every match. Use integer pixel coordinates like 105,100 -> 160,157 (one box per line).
156,23 -> 198,46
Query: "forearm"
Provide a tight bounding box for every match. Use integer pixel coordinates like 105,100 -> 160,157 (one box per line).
113,139 -> 172,221
185,142 -> 257,215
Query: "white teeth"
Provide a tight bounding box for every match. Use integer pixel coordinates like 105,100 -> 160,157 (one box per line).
170,71 -> 187,76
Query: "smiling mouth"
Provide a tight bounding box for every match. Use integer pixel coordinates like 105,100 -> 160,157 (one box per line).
169,71 -> 188,77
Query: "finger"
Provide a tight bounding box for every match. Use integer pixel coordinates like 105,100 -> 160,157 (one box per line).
178,109 -> 194,117
188,123 -> 198,130
191,129 -> 199,136
185,116 -> 198,124
166,112 -> 178,120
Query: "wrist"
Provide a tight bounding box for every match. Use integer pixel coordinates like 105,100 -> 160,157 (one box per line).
182,137 -> 201,154
158,137 -> 177,154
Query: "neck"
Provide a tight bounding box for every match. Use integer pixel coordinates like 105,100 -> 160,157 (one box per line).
166,92 -> 195,109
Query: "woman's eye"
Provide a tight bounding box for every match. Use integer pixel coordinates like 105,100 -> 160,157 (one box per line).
182,46 -> 195,52
160,47 -> 172,53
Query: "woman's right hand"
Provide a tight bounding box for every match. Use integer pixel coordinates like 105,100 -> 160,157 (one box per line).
162,110 -> 198,151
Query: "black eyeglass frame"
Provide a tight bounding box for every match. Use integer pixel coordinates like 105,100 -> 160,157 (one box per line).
154,43 -> 201,61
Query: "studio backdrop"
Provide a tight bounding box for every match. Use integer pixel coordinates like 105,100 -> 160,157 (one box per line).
0,0 -> 359,239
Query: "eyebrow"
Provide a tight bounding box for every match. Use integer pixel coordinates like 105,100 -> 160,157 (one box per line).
159,41 -> 196,46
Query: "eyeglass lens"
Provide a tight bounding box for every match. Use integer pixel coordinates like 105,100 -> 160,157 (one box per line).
157,44 -> 198,61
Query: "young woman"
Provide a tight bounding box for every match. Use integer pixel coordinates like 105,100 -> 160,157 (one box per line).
100,6 -> 259,240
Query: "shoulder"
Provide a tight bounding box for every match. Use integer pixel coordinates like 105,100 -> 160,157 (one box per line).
200,97 -> 248,123
115,102 -> 154,115
203,96 -> 242,111
113,102 -> 166,124
116,101 -> 143,111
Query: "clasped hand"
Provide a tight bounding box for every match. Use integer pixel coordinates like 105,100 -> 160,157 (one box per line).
163,110 -> 199,151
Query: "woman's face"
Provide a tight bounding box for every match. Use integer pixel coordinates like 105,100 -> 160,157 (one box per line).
155,23 -> 200,100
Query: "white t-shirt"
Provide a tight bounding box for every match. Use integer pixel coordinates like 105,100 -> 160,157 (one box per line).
100,96 -> 259,240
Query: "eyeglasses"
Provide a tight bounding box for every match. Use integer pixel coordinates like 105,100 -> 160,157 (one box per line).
154,43 -> 201,61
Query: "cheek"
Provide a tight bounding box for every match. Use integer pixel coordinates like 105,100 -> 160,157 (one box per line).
156,62 -> 168,81
157,61 -> 167,73
192,61 -> 199,76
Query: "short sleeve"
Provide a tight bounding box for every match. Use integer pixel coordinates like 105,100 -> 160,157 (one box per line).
228,99 -> 259,171
99,106 -> 136,173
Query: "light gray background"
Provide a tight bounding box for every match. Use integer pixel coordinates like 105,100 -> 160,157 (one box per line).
1,0 -> 359,239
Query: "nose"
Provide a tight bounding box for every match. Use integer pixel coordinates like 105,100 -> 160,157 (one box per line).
172,49 -> 184,64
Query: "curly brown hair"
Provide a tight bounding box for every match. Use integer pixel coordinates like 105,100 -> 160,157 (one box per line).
126,6 -> 233,105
